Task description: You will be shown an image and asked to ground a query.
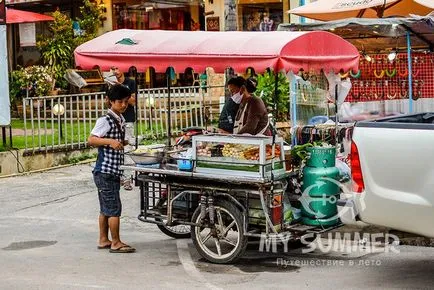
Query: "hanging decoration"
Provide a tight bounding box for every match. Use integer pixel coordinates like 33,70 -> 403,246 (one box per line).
398,68 -> 408,77
385,68 -> 396,78
347,53 -> 433,103
349,69 -> 361,78
339,71 -> 350,78
373,69 -> 385,78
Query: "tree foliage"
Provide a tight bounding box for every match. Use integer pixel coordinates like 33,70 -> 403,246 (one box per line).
256,71 -> 290,122
36,10 -> 73,89
74,0 -> 106,45
36,1 -> 105,89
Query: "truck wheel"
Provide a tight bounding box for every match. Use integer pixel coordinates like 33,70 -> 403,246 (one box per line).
191,200 -> 248,264
156,218 -> 191,239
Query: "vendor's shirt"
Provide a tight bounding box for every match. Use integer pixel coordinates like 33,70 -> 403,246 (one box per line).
235,96 -> 270,135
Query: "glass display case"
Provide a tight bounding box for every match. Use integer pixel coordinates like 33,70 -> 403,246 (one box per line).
192,134 -> 286,178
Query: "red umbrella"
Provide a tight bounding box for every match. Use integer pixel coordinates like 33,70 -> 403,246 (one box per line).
6,8 -> 54,24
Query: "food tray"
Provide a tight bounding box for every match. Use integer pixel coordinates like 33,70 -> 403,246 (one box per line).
192,134 -> 286,178
126,152 -> 164,165
126,144 -> 166,165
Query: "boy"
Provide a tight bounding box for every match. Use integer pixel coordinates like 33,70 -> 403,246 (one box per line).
111,66 -> 137,146
88,84 -> 135,253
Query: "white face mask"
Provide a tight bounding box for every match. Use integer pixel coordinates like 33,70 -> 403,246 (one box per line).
231,91 -> 243,104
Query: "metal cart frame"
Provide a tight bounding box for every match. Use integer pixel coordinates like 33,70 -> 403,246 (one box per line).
122,165 -> 342,264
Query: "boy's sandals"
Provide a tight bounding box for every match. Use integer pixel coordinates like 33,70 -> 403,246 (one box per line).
109,245 -> 136,253
122,177 -> 133,191
97,243 -> 111,249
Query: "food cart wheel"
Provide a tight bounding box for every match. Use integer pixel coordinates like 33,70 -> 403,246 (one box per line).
155,218 -> 191,239
191,200 -> 248,264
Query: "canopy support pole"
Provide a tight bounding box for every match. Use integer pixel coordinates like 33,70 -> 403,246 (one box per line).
335,83 -> 339,152
290,75 -> 297,146
166,68 -> 172,146
406,31 -> 413,114
130,66 -> 138,150
272,71 -> 278,143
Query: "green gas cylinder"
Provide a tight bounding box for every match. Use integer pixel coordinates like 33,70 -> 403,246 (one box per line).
301,216 -> 340,227
306,147 -> 336,168
302,166 -> 339,197
301,146 -> 340,226
300,194 -> 339,219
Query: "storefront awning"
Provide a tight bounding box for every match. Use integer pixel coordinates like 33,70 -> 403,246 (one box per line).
74,29 -> 359,73
6,8 -> 54,24
288,0 -> 434,21
6,0 -> 41,4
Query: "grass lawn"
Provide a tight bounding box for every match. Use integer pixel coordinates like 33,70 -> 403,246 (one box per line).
1,119 -> 93,152
1,119 -> 176,152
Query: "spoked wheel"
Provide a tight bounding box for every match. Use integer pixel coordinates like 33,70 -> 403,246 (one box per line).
191,200 -> 248,264
155,196 -> 191,239
156,218 -> 191,239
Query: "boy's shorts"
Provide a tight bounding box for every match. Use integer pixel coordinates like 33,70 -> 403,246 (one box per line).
93,172 -> 122,217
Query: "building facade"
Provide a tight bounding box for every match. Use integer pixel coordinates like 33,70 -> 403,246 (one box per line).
203,0 -> 316,32
110,0 -> 203,31
5,0 -> 316,88
6,0 -> 85,70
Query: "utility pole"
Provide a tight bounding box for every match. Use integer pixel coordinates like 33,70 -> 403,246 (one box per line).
0,0 -> 11,128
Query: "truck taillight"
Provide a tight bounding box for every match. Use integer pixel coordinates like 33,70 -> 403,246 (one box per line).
351,141 -> 365,193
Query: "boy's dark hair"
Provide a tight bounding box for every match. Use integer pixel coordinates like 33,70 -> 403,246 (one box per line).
245,77 -> 258,93
107,84 -> 131,101
227,76 -> 246,88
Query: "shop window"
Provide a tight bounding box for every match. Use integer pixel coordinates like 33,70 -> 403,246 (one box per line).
240,3 -> 283,31
112,3 -> 195,31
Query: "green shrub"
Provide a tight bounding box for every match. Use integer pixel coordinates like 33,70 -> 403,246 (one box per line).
256,71 -> 289,122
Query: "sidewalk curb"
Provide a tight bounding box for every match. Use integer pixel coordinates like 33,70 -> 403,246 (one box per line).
0,158 -> 96,179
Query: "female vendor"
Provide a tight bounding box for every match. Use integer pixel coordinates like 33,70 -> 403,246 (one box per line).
233,77 -> 270,136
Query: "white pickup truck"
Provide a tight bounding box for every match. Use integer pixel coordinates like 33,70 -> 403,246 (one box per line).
343,113 -> 434,238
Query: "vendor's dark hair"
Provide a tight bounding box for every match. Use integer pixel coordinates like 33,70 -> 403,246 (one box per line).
107,84 -> 131,101
227,76 -> 245,88
128,66 -> 137,78
245,77 -> 257,93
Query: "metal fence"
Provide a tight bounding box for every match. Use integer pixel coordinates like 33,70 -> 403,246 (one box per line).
136,85 -> 224,138
20,85 -> 225,154
22,92 -> 106,154
20,82 -> 433,153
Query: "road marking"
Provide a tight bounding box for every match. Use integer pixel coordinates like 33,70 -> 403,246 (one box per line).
16,190 -> 93,211
176,239 -> 223,290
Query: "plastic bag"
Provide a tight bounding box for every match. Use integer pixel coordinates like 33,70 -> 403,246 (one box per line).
325,72 -> 352,106
335,158 -> 351,180
64,69 -> 87,88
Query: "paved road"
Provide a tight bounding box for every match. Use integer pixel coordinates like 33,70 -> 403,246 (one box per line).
1,164 -> 434,289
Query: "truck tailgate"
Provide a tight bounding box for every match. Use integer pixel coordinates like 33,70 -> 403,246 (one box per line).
353,118 -> 434,238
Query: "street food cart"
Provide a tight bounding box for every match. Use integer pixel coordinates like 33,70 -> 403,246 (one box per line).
74,30 -> 360,264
